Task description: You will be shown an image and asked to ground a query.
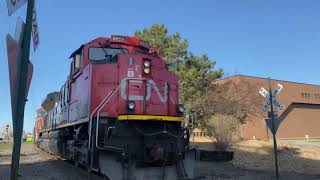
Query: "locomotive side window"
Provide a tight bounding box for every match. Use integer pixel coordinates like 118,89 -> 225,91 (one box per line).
71,53 -> 83,74
70,61 -> 74,75
59,86 -> 63,107
74,54 -> 83,69
61,86 -> 65,106
64,84 -> 68,104
89,47 -> 128,63
60,84 -> 69,107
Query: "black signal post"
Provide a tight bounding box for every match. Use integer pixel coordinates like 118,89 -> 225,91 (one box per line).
268,78 -> 280,180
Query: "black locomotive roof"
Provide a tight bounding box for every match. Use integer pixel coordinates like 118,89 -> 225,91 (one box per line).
69,45 -> 84,59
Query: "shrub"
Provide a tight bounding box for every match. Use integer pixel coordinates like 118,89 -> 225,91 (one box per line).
206,114 -> 241,151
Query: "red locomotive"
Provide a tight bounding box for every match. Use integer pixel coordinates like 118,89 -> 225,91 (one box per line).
33,35 -> 194,179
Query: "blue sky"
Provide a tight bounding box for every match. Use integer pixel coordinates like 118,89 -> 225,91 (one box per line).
1,0 -> 320,132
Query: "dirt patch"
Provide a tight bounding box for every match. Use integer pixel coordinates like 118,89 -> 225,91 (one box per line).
193,140 -> 320,179
0,143 -> 12,153
0,143 -> 103,180
0,143 -> 56,165
232,140 -> 320,175
1,142 -> 319,179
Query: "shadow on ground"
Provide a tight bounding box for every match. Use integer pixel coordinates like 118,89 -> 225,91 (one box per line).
1,142 -> 320,180
0,160 -> 103,180
194,141 -> 320,180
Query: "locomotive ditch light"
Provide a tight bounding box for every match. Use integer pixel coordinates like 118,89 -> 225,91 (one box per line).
128,101 -> 135,110
178,105 -> 185,113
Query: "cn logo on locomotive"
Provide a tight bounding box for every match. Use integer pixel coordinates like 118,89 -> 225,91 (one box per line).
120,78 -> 168,102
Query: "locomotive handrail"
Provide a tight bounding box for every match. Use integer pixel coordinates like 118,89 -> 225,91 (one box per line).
88,78 -> 146,152
95,78 -> 146,151
88,91 -> 113,150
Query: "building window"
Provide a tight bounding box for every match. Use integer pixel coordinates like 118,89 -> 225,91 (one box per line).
301,92 -> 320,99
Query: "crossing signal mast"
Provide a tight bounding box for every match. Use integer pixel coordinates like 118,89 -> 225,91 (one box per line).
5,0 -> 40,179
259,79 -> 285,180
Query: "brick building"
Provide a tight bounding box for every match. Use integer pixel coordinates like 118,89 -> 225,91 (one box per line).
217,75 -> 320,140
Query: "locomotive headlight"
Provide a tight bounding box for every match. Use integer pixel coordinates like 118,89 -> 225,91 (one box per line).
143,60 -> 151,74
128,102 -> 135,110
143,61 -> 151,67
178,105 -> 185,113
143,67 -> 151,74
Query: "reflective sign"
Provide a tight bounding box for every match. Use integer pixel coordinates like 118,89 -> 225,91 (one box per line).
272,84 -> 283,97
259,83 -> 283,99
31,6 -> 40,51
261,102 -> 269,113
6,34 -> 20,108
259,83 -> 285,113
259,87 -> 269,99
6,0 -> 28,16
6,34 -> 33,128
261,98 -> 284,112
15,17 -> 25,45
265,118 -> 281,135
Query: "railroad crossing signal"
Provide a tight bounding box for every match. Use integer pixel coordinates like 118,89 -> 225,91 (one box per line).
259,83 -> 284,113
31,4 -> 40,51
259,79 -> 282,179
6,0 -> 28,16
6,34 -> 33,132
259,83 -> 284,135
6,0 -> 41,51
7,33 -> 33,112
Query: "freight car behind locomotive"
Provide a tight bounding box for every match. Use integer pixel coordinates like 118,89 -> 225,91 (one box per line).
34,35 -> 194,180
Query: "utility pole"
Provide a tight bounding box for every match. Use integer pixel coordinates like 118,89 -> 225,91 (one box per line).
268,78 -> 279,180
10,0 -> 34,179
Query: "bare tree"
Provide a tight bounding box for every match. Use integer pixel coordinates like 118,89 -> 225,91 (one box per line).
191,78 -> 263,150
222,78 -> 265,122
206,114 -> 241,150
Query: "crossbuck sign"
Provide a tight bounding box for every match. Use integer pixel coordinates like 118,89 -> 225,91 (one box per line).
259,83 -> 284,113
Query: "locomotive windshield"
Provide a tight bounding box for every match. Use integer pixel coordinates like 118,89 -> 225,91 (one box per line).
89,47 -> 128,62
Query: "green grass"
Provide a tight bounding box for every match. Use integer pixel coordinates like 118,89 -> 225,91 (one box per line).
0,143 -> 13,152
26,137 -> 33,142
